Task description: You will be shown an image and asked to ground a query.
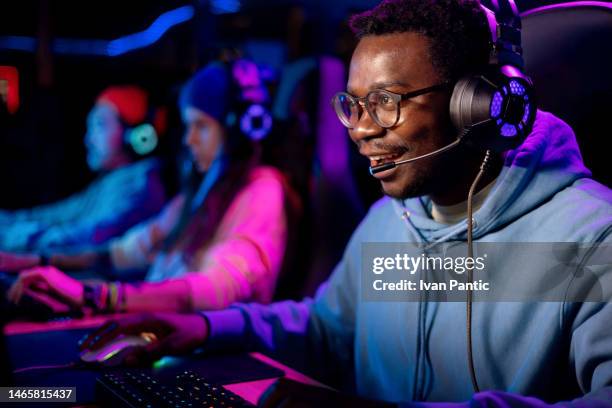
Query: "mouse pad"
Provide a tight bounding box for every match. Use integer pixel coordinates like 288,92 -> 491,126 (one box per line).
8,328 -> 284,404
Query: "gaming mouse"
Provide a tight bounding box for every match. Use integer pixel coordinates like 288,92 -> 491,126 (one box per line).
79,333 -> 156,366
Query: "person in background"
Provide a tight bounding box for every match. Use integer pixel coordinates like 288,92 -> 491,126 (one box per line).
8,60 -> 296,314
0,85 -> 168,254
77,0 -> 610,407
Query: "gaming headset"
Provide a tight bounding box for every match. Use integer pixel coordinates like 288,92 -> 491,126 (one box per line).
224,59 -> 274,142
369,0 -> 536,175
449,0 -> 536,152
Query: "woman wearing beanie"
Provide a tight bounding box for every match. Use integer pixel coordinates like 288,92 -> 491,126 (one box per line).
8,60 -> 296,313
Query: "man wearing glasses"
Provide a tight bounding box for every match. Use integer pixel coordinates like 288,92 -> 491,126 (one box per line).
81,0 -> 612,406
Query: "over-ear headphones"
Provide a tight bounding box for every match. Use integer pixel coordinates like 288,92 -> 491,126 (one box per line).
123,107 -> 166,156
225,59 -> 273,142
450,0 -> 536,153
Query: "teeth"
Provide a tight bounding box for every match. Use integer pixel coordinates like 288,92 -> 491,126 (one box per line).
369,153 -> 397,161
368,152 -> 403,169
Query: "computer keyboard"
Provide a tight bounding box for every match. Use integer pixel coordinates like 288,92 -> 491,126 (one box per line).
97,369 -> 256,407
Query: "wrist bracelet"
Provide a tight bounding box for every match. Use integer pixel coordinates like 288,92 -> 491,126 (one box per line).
108,282 -> 119,313
99,283 -> 109,311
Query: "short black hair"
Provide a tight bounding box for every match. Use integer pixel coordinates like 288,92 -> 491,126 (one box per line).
349,0 -> 491,82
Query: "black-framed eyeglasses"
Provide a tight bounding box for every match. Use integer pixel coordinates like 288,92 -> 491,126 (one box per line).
331,83 -> 450,129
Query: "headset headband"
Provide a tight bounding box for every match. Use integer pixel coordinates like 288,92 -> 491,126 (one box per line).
482,0 -> 525,69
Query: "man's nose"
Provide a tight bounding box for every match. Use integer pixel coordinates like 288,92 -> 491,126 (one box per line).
348,108 -> 384,145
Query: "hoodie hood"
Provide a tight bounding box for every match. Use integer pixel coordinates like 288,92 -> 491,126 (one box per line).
397,110 -> 592,242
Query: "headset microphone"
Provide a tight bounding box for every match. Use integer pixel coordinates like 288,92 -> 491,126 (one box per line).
369,137 -> 463,175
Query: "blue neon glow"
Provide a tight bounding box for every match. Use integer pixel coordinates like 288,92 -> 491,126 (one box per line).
501,123 -> 517,137
522,103 -> 531,124
107,5 -> 194,56
490,91 -> 503,118
210,0 -> 241,14
0,5 -> 194,57
0,36 -> 36,52
152,356 -> 181,370
509,80 -> 525,96
54,39 -> 108,56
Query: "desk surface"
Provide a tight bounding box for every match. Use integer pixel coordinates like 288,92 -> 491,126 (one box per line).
5,316 -> 323,405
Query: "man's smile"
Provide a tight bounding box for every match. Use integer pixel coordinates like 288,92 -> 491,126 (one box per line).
360,147 -> 409,168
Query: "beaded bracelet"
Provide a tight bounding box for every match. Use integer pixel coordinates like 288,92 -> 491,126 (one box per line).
108,282 -> 119,312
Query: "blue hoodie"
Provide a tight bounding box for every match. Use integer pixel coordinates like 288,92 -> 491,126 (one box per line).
203,111 -> 612,406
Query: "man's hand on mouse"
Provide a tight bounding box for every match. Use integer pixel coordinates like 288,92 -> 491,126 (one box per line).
79,312 -> 209,366
7,266 -> 84,308
258,378 -> 397,408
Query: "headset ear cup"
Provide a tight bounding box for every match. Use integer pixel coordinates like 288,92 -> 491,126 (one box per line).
450,73 -> 534,152
239,104 -> 273,141
126,123 -> 158,156
449,76 -> 496,132
450,77 -> 470,131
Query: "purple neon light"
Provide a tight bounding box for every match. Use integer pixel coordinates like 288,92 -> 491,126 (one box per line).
501,123 -> 517,137
507,0 -> 520,16
490,91 -> 503,118
501,65 -> 525,80
521,1 -> 612,18
480,5 -> 499,44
